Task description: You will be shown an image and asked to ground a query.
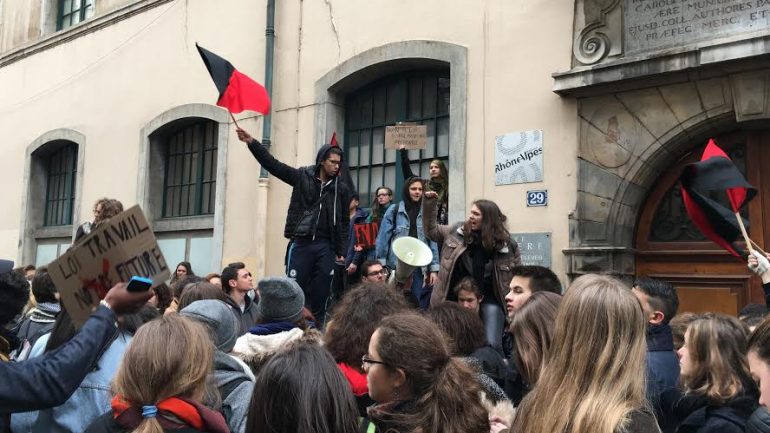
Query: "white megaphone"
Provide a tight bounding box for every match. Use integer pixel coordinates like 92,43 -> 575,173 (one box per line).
391,237 -> 433,283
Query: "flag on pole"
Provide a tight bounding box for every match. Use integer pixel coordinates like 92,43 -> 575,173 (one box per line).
679,139 -> 757,258
196,43 -> 270,115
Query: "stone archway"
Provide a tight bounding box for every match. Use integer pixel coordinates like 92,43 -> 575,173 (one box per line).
566,70 -> 770,280
313,40 -> 468,222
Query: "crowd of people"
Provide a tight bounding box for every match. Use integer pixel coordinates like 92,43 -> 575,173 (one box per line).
2,127 -> 770,433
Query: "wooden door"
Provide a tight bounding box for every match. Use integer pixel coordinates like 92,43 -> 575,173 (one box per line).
635,130 -> 770,316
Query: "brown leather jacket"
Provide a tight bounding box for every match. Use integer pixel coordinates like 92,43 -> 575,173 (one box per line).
423,196 -> 521,307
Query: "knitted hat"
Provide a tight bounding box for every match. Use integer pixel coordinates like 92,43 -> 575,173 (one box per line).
256,277 -> 305,323
180,300 -> 239,353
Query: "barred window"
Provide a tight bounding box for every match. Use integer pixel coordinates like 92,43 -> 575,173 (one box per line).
58,0 -> 95,30
162,120 -> 218,218
44,143 -> 77,226
345,71 -> 450,207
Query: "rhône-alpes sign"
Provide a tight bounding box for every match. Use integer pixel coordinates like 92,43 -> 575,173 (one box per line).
625,0 -> 770,53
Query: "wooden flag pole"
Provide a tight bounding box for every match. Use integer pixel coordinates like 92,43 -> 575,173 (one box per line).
229,111 -> 241,129
735,212 -> 755,256
750,239 -> 769,257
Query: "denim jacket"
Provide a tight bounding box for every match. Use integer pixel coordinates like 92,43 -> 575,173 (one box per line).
375,201 -> 439,272
11,332 -> 132,433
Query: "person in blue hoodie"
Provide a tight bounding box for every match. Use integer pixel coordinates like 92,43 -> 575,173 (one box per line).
345,193 -> 370,285
237,128 -> 351,322
631,276 -> 680,433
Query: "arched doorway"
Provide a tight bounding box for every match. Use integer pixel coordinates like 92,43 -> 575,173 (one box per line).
635,130 -> 770,315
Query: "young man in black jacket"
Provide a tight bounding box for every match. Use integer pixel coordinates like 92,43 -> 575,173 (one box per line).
237,128 -> 351,322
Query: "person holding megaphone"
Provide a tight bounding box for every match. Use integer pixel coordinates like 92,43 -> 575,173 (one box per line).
423,191 -> 521,353
375,177 -> 439,309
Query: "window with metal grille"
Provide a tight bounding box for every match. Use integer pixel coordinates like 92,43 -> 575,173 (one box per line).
162,120 -> 218,218
345,71 -> 450,207
44,143 -> 77,226
57,0 -> 95,30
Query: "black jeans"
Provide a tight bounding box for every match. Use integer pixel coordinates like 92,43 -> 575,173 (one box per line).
287,238 -> 335,322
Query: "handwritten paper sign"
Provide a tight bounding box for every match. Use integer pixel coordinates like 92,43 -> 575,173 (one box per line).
385,125 -> 427,150
354,222 -> 380,249
48,205 -> 170,328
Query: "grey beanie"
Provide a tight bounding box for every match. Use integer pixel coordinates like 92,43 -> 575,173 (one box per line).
256,277 -> 305,323
180,299 -> 239,353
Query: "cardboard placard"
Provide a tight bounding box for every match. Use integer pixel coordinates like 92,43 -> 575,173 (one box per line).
48,205 -> 170,328
354,222 -> 380,249
384,125 -> 427,150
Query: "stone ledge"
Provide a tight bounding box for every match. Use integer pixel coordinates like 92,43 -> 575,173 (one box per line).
0,0 -> 173,68
152,216 -> 214,233
34,225 -> 73,239
554,34 -> 770,97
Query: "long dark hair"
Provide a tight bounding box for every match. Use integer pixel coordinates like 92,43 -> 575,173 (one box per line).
510,291 -> 562,385
370,186 -> 393,222
369,313 -> 489,433
245,341 -> 359,433
462,199 -> 511,251
323,282 -> 409,368
427,302 -> 486,356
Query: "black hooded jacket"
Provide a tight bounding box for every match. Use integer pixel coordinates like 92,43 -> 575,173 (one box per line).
247,140 -> 351,256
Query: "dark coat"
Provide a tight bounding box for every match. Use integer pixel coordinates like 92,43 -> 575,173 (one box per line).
224,290 -> 259,337
672,391 -> 758,433
747,407 -> 770,433
346,207 -> 370,267
646,324 -> 680,433
0,306 -> 118,433
247,140 -> 351,257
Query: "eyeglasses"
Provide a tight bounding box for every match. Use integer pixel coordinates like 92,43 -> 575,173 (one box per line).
365,269 -> 389,277
326,160 -> 341,166
362,355 -> 389,370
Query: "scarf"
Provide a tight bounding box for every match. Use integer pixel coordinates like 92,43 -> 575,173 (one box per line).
338,362 -> 368,396
111,395 -> 229,433
428,178 -> 447,204
248,321 -> 299,336
29,302 -> 61,323
404,200 -> 420,239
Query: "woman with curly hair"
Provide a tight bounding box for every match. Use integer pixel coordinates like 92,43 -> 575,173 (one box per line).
323,282 -> 410,415
75,198 -> 124,243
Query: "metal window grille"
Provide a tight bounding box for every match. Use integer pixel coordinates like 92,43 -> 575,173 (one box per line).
44,143 -> 77,226
162,120 -> 218,218
344,71 -> 450,207
57,0 -> 95,30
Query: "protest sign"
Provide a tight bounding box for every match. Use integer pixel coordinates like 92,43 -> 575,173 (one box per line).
48,205 -> 170,328
385,125 -> 427,150
354,222 -> 380,249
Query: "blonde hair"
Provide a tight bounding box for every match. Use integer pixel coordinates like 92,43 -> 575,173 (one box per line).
681,313 -> 752,404
113,315 -> 214,433
511,274 -> 648,433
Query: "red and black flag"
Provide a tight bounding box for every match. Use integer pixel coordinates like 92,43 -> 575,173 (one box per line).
679,139 -> 757,258
196,44 -> 270,115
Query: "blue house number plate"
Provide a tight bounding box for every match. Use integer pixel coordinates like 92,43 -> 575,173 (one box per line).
526,190 -> 548,207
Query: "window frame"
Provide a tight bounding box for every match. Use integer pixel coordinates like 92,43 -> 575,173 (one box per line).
42,142 -> 78,227
160,119 -> 218,219
344,70 -> 450,207
57,0 -> 95,30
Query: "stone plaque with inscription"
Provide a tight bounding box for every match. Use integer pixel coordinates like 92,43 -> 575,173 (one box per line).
511,232 -> 552,268
625,0 -> 770,53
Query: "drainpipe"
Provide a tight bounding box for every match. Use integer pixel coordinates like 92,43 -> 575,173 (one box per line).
260,0 -> 276,178
255,0 -> 276,278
